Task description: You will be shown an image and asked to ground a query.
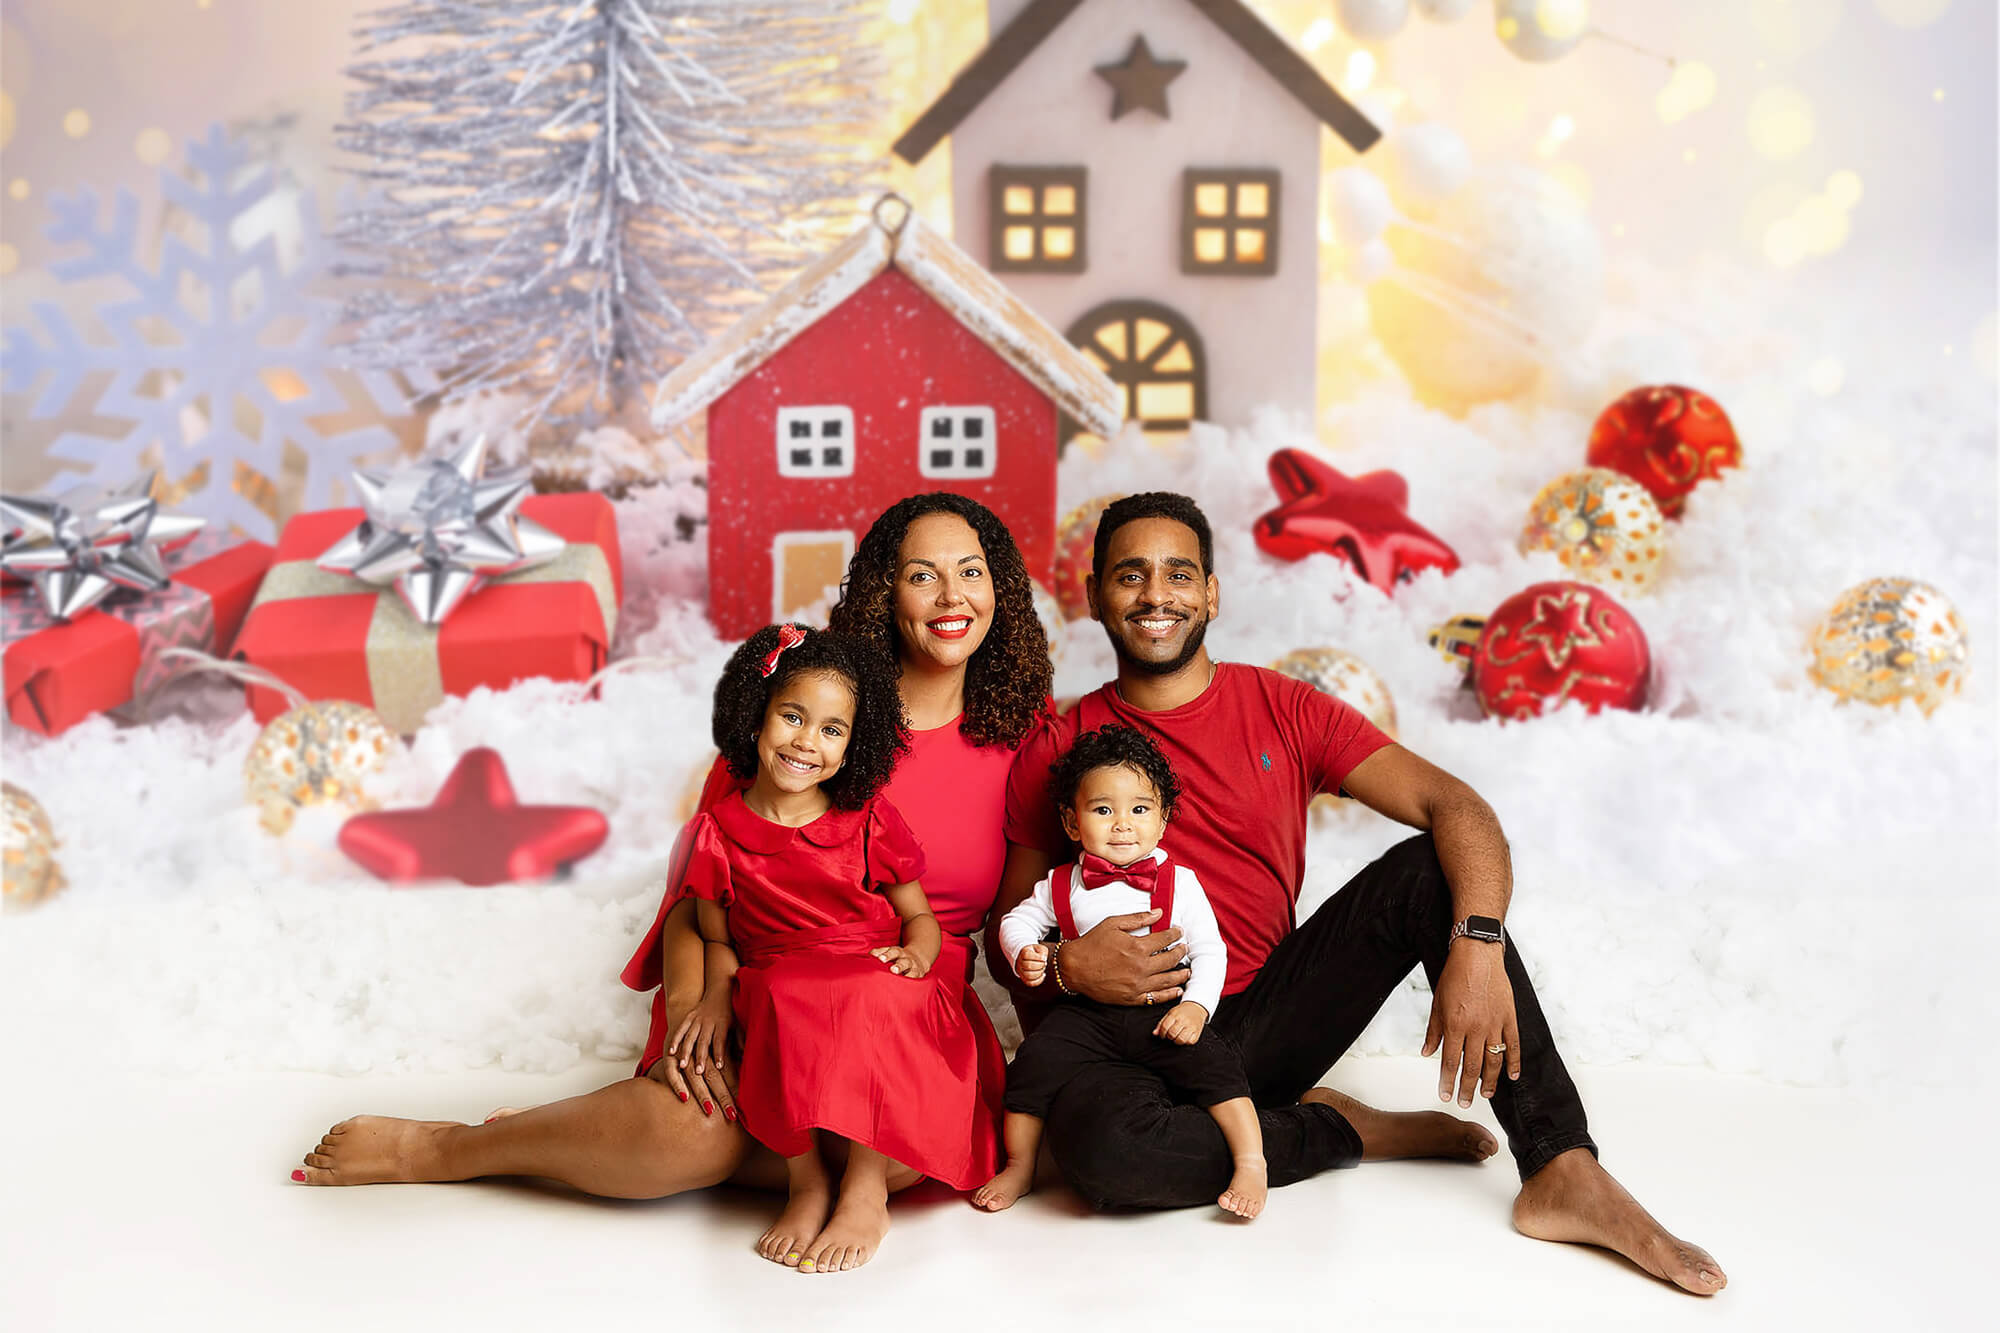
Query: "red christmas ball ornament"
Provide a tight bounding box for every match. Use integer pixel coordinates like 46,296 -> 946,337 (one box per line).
1471,581 -> 1650,720
1052,493 -> 1126,621
1586,384 -> 1741,518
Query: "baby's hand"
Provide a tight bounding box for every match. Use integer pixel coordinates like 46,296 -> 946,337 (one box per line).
1016,943 -> 1049,987
1154,1000 -> 1208,1045
871,944 -> 930,979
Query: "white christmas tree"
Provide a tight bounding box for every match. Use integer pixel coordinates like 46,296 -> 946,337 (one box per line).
338,0 -> 881,433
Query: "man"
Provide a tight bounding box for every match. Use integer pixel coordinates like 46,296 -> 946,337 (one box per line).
988,492 -> 1725,1295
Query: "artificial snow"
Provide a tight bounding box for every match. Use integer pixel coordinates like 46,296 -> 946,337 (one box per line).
2,251 -> 1993,1091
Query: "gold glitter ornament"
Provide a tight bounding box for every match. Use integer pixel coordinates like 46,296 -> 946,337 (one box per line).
1519,467 -> 1666,595
1808,578 -> 1969,716
2,782 -> 65,910
245,700 -> 401,835
1269,647 -> 1399,738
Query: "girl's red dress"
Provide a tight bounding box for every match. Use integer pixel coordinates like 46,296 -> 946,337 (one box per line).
624,790 -> 1002,1191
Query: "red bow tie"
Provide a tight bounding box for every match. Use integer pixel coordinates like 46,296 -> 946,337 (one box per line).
1079,853 -> 1159,892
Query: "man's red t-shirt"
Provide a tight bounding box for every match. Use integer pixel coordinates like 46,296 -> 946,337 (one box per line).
1004,662 -> 1394,997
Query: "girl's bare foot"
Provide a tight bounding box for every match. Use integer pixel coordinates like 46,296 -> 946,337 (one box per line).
1514,1148 -> 1727,1296
800,1192 -> 890,1273
972,1161 -> 1035,1211
1218,1154 -> 1268,1219
1303,1087 -> 1496,1162
293,1115 -> 457,1185
759,1154 -> 834,1268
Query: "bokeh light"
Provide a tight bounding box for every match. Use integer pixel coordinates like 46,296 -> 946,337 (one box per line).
1747,86 -> 1815,160
0,89 -> 14,149
8,178 -> 28,201
0,242 -> 17,276
1806,357 -> 1846,396
1825,170 -> 1864,210
62,108 -> 91,139
1656,61 -> 1717,124
1873,0 -> 1953,27
135,127 -> 173,165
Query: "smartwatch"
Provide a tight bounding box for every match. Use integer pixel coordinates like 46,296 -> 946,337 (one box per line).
1451,915 -> 1504,945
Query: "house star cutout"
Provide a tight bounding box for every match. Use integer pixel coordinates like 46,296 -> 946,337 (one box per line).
1094,35 -> 1187,120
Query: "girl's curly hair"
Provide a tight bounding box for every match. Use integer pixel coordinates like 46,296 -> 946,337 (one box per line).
1049,725 -> 1182,821
712,624 -> 909,811
828,492 -> 1051,749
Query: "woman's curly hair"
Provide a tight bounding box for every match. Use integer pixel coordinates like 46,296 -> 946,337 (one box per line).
828,492 -> 1051,749
712,624 -> 909,811
1049,725 -> 1182,821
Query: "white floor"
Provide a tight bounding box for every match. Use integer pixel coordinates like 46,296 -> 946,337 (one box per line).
2,1055 -> 1978,1333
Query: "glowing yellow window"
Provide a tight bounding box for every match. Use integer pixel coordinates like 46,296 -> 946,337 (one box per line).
1043,226 -> 1075,260
1154,343 -> 1194,373
1236,182 -> 1269,218
1002,185 -> 1037,214
1095,321 -> 1128,359
1234,229 -> 1266,264
1133,319 -> 1170,361
1193,182 -> 1230,217
1003,226 -> 1037,261
1192,228 -> 1228,264
1137,382 -> 1196,422
1043,184 -> 1076,216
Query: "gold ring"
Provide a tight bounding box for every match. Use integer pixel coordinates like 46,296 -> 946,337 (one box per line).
1486,1043 -> 1508,1055
1144,992 -> 1154,1005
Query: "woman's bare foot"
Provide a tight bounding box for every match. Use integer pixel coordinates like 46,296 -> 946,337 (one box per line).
1218,1154 -> 1268,1219
293,1115 -> 457,1185
759,1153 -> 834,1268
1303,1087 -> 1496,1162
1514,1148 -> 1727,1296
972,1161 -> 1035,1211
799,1192 -> 890,1273
483,1107 -> 526,1124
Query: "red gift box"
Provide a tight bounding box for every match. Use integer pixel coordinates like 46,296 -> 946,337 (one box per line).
1,532 -> 276,737
232,492 -> 622,734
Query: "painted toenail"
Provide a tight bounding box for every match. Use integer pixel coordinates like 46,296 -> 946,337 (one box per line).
291,1170 -> 306,1182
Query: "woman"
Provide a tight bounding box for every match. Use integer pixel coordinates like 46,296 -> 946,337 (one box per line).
292,493 -> 1052,1221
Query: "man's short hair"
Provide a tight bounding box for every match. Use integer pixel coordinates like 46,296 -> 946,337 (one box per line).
1091,492 -> 1215,582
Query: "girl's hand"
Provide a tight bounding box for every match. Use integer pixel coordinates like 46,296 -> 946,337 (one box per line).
870,944 -> 930,979
667,992 -> 739,1120
1015,943 -> 1049,987
1153,1000 -> 1208,1046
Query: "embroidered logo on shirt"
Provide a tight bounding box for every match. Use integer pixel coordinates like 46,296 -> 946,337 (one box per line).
1260,751 -> 1272,772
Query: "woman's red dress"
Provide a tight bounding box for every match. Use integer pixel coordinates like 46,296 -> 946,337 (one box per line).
627,790 -> 1002,1190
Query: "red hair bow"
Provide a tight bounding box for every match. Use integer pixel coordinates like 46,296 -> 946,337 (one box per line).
759,623 -> 808,678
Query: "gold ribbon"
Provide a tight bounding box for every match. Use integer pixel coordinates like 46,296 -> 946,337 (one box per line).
249,545 -> 618,733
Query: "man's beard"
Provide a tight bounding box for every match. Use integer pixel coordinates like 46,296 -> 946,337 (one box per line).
1106,610 -> 1209,677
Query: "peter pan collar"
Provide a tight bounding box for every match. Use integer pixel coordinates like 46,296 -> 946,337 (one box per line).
710,789 -> 868,853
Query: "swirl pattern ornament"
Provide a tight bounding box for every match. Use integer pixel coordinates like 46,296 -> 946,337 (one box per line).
1585,385 -> 1741,519
1472,581 -> 1650,720
1808,577 -> 1968,716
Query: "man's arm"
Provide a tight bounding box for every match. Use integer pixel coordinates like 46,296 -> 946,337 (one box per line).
1341,744 -> 1523,1106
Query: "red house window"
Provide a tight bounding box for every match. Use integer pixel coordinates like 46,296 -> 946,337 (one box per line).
776,405 -> 855,478
918,406 -> 996,479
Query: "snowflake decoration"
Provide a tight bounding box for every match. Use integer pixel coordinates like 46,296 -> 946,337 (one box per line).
3,125 -> 412,540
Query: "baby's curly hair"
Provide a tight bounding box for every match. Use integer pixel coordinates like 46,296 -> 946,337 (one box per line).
1049,725 -> 1182,820
712,624 -> 909,811
828,492 -> 1051,749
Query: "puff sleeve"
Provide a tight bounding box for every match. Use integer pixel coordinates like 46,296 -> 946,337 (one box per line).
680,815 -> 734,904
864,797 -> 928,889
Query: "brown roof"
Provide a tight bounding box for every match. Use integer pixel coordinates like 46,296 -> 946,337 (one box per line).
893,0 -> 1381,165
650,199 -> 1125,439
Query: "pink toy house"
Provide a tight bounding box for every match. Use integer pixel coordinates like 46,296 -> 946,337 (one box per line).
651,199 -> 1124,641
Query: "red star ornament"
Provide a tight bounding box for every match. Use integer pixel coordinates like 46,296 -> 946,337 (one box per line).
1253,449 -> 1459,594
1471,581 -> 1650,721
338,747 -> 610,885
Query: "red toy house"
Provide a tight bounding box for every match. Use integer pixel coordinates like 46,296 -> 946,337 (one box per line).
651,198 -> 1124,641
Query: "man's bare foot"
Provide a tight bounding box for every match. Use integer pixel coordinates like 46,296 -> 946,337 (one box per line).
293,1115 -> 456,1185
1303,1087 -> 1496,1162
799,1193 -> 890,1273
1514,1148 -> 1726,1296
972,1161 -> 1035,1211
757,1175 -> 833,1268
1218,1154 -> 1268,1219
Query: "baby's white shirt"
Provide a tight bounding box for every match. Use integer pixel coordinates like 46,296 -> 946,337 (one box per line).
998,848 -> 1227,1017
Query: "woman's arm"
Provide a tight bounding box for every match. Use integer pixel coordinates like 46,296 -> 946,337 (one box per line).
874,880 -> 941,977
663,899 -> 740,1117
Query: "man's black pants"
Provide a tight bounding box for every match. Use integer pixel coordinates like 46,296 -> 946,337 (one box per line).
1039,834 -> 1598,1210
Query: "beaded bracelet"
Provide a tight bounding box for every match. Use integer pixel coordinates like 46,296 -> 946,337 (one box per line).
1050,940 -> 1075,996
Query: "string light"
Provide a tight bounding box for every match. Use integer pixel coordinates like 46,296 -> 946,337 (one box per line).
1343,49 -> 1376,93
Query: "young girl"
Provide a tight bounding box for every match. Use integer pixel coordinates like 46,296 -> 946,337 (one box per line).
975,724 -> 1267,1219
666,623 -> 1003,1274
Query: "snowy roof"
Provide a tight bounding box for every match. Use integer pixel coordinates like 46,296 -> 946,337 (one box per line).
649,201 -> 1125,439
892,0 -> 1381,165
